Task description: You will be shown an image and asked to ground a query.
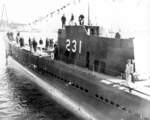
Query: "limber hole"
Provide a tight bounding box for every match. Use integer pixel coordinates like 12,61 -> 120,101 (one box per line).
95,94 -> 99,97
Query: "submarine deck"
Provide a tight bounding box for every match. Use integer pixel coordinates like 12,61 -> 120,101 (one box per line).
8,57 -> 136,120
7,41 -> 150,119
10,41 -> 150,101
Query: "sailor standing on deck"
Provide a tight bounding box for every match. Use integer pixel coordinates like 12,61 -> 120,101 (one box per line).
28,37 -> 32,52
32,38 -> 37,52
125,59 -> 134,92
69,14 -> 74,25
16,32 -> 20,44
45,38 -> 49,50
79,14 -> 84,25
39,38 -> 43,51
125,60 -> 131,81
61,14 -> 66,29
19,37 -> 24,47
131,59 -> 136,83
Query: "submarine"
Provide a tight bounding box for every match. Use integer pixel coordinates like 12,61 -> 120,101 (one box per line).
5,24 -> 150,120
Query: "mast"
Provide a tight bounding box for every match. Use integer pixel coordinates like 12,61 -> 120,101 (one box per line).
87,0 -> 91,25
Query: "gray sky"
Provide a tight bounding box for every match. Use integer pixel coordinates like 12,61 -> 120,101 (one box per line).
0,0 -> 149,26
0,0 -> 71,23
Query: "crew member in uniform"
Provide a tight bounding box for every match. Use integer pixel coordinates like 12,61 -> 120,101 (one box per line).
79,14 -> 84,25
54,43 -> 58,60
61,14 -> 66,29
45,38 -> 49,50
69,14 -> 74,25
131,59 -> 136,83
16,32 -> 20,44
32,38 -> 37,52
125,59 -> 134,92
115,32 -> 121,40
28,37 -> 32,52
19,37 -> 24,47
39,38 -> 43,51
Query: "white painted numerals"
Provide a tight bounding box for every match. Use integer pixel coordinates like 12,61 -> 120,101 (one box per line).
72,40 -> 77,53
65,39 -> 82,54
79,40 -> 82,54
66,39 -> 70,51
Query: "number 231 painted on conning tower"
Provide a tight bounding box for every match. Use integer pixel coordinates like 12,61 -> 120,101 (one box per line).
66,39 -> 82,54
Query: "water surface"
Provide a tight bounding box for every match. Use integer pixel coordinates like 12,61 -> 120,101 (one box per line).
0,33 -> 80,120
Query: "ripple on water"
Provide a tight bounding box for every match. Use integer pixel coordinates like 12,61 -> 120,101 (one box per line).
0,66 -> 81,120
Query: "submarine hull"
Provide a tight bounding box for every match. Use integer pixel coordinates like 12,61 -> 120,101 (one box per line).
5,40 -> 150,120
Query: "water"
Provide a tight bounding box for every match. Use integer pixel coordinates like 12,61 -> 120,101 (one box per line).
0,33 -> 80,120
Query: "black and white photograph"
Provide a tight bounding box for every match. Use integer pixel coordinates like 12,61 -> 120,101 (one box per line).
0,0 -> 150,119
